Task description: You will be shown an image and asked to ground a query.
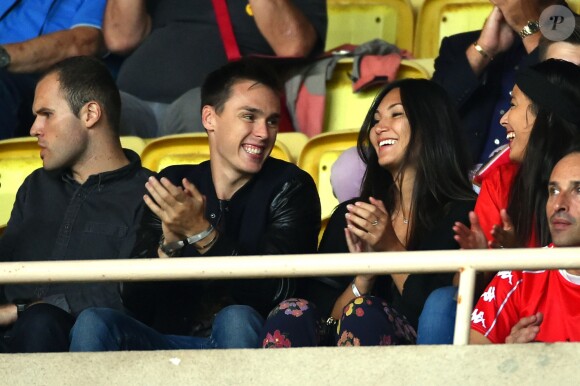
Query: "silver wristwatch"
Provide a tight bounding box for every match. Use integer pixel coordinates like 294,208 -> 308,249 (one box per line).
519,20 -> 540,39
0,46 -> 11,69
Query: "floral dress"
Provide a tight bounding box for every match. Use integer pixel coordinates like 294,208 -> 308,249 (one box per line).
261,296 -> 416,348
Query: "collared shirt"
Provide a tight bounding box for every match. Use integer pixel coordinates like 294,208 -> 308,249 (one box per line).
0,149 -> 152,315
0,0 -> 106,45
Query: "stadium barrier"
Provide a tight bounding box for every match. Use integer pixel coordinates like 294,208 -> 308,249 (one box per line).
1,247 -> 579,346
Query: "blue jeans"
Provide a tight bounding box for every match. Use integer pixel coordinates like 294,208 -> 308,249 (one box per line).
416,286 -> 457,345
69,305 -> 264,351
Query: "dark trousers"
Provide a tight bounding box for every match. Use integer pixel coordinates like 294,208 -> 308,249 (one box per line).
1,303 -> 75,353
0,69 -> 39,139
261,296 -> 417,348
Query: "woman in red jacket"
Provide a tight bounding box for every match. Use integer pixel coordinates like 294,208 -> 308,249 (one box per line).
455,59 -> 580,250
416,59 -> 580,345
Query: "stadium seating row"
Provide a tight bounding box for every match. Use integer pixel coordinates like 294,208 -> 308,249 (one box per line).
0,130 -> 360,228
5,0 -> 579,231
323,57 -> 433,133
0,51 -> 437,231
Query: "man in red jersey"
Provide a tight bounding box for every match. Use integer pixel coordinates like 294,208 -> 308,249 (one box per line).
470,149 -> 580,344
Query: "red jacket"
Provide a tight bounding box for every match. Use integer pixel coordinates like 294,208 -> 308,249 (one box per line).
475,162 -> 537,247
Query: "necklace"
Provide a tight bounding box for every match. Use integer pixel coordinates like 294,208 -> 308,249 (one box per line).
392,210 -> 409,224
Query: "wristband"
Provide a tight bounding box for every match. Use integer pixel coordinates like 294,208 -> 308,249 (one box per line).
473,42 -> 493,60
351,282 -> 363,297
194,230 -> 218,251
159,224 -> 214,256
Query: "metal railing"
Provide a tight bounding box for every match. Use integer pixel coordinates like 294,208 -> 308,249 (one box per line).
1,247 -> 578,345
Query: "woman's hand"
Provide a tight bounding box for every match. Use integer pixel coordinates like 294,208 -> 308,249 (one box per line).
344,197 -> 404,252
453,211 -> 488,249
489,209 -> 520,248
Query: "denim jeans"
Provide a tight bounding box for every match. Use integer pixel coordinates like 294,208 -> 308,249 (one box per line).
69,305 -> 264,351
416,286 -> 457,345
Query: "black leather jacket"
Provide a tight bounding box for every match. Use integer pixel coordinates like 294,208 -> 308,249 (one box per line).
123,158 -> 321,335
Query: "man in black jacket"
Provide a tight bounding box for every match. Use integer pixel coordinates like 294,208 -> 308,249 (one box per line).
0,56 -> 152,352
70,58 -> 321,351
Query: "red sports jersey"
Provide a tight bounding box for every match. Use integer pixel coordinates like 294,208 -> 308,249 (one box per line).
471,269 -> 580,343
474,162 -> 538,247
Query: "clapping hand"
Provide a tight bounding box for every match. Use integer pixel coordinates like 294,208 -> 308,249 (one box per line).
454,210 -> 519,249
144,176 -> 209,243
453,211 -> 488,249
344,197 -> 404,253
488,209 -> 520,248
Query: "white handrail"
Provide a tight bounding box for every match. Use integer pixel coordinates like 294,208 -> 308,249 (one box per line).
1,247 -> 579,345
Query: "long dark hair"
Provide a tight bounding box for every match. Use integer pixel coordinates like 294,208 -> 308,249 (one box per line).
508,59 -> 580,246
357,79 -> 475,249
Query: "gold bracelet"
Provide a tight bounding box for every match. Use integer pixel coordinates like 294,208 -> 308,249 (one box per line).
473,41 -> 493,61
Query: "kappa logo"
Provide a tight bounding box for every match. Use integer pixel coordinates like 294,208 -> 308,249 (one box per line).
481,286 -> 496,302
471,309 -> 486,329
497,271 -> 514,285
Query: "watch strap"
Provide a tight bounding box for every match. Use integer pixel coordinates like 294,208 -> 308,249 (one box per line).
519,20 -> 540,39
12,298 -> 35,317
0,45 -> 11,69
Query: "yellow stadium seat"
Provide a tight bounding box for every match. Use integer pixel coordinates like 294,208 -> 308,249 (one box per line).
324,58 -> 432,133
120,136 -> 147,155
297,130 -> 360,219
398,57 -> 435,78
0,136 -> 148,226
276,132 -> 309,164
141,133 -> 293,172
326,0 -> 415,52
568,0 -> 580,13
0,137 -> 43,226
408,0 -> 424,15
414,0 -> 492,58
